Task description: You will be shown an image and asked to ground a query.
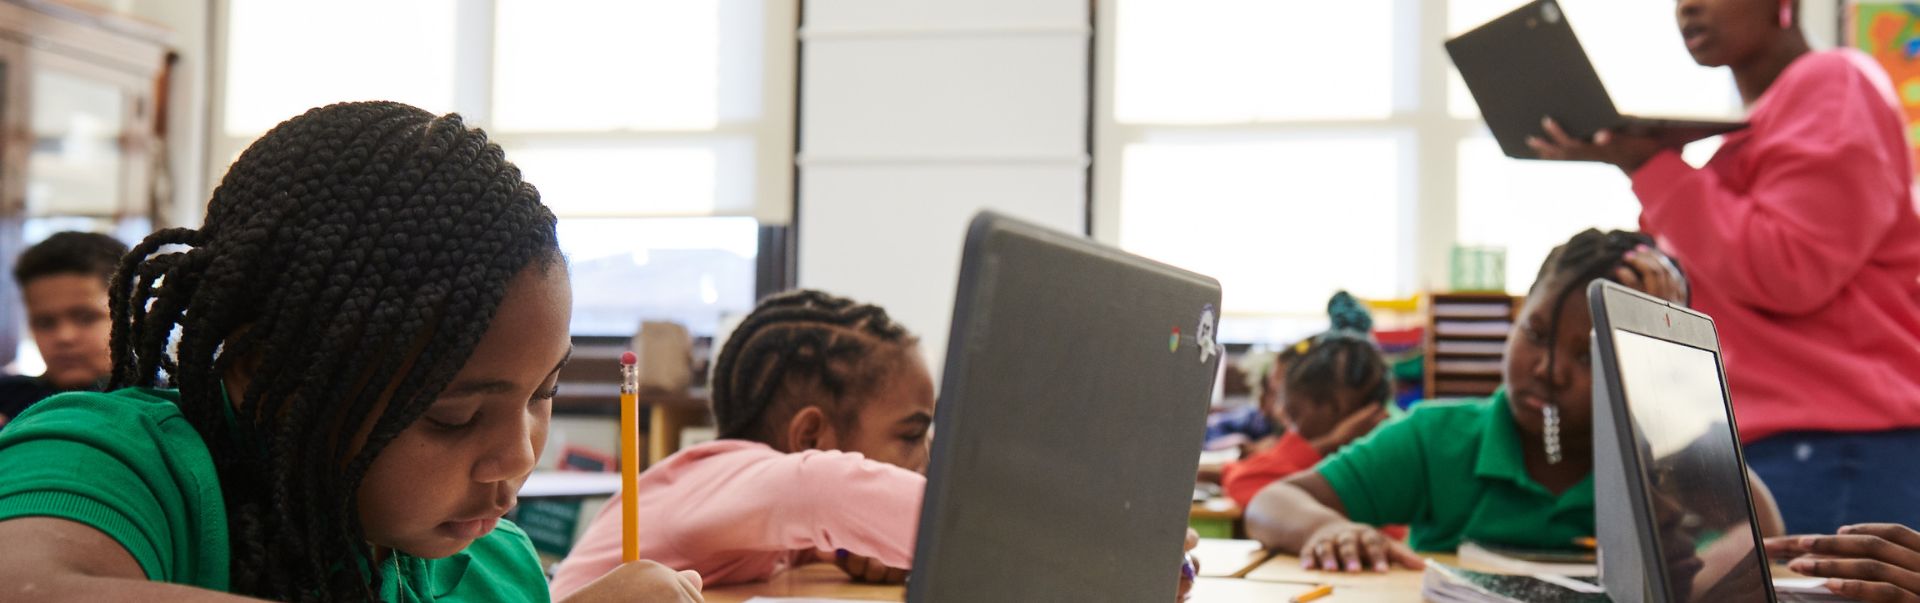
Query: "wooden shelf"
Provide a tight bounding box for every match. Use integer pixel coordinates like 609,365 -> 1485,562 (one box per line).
1423,293 -> 1521,402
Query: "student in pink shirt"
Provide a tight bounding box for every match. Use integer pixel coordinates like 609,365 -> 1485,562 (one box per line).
1531,0 -> 1920,536
550,290 -> 933,598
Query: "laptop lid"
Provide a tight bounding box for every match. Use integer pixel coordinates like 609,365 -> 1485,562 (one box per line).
1446,0 -> 1744,160
905,212 -> 1223,602
1589,281 -> 1776,602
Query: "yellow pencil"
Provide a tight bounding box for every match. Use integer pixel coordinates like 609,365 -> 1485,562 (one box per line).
619,351 -> 641,563
1291,584 -> 1334,603
1573,536 -> 1597,550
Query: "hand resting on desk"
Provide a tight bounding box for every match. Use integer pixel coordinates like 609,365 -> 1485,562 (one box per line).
1767,524 -> 1920,603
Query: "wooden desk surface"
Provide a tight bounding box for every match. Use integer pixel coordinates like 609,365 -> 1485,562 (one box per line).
700,542 -> 1431,603
702,546 -> 1811,602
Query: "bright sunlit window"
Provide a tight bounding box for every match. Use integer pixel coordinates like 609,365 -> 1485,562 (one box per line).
217,0 -> 781,336
222,0 -> 458,135
1103,0 -> 1745,329
1119,135 -> 1408,316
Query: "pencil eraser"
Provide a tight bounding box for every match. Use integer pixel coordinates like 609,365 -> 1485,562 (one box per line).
620,351 -> 637,366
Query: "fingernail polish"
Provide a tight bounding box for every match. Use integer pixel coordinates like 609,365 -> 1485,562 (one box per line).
1376,561 -> 1389,572
1301,557 -> 1313,569
835,549 -> 849,560
1322,559 -> 1336,571
1346,561 -> 1361,572
1181,561 -> 1195,580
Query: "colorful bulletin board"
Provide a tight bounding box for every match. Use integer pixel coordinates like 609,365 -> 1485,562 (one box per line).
1852,2 -> 1920,172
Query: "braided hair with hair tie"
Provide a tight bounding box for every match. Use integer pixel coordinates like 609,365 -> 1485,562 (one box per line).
108,101 -> 560,600
1279,291 -> 1390,414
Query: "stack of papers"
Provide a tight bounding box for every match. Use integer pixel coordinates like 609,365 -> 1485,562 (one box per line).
1423,561 -> 1609,603
1458,541 -> 1598,577
1773,578 -> 1851,602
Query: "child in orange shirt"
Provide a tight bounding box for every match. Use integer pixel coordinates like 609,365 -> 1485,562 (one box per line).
1220,292 -> 1391,508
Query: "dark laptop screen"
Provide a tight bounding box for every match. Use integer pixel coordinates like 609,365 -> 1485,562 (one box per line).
1611,328 -> 1770,601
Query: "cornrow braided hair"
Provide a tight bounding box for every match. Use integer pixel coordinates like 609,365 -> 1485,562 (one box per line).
108,101 -> 560,601
1527,228 -> 1679,377
710,289 -> 916,441
1281,291 -> 1390,413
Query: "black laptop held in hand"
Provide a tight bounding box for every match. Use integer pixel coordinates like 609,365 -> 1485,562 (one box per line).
1446,0 -> 1745,159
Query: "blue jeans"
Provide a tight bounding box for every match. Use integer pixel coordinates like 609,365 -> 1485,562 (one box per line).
1744,429 -> 1920,535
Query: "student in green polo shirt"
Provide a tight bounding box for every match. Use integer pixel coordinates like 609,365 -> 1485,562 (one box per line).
1245,229 -> 1787,574
0,102 -> 702,602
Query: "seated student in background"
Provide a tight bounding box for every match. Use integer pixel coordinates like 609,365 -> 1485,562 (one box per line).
0,231 -> 126,427
551,290 -> 932,595
1218,291 -> 1390,509
1203,352 -> 1279,453
0,102 -> 700,602
1196,352 -> 1286,484
1244,229 -> 1786,573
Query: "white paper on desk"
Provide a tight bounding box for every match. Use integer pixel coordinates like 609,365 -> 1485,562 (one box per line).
1191,538 -> 1266,578
743,598 -> 876,603
1773,578 -> 1849,602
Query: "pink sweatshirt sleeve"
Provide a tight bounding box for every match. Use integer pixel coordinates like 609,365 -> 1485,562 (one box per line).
755,450 -> 925,567
548,446 -> 924,599
1631,54 -> 1907,316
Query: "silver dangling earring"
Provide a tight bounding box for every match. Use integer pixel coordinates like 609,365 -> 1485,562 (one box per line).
1543,403 -> 1564,465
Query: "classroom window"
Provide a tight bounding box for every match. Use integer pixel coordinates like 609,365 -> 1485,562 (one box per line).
221,0 -> 458,135
558,218 -> 758,337
1454,137 -> 1641,292
216,0 -> 786,337
1099,0 -> 1745,332
1118,135 -> 1408,316
1113,0 -> 1399,123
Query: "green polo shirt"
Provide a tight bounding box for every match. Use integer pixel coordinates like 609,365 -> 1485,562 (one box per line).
1317,389 -> 1595,552
0,389 -> 550,602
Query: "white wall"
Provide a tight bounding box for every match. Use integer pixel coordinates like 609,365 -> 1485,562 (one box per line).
1804,0 -> 1841,50
795,0 -> 1091,375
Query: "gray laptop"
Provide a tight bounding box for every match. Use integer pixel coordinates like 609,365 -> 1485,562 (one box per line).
1447,0 -> 1746,159
906,212 -> 1223,602
1590,281 -> 1776,602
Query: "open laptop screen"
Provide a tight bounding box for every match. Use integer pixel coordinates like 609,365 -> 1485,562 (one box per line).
1611,328 -> 1770,601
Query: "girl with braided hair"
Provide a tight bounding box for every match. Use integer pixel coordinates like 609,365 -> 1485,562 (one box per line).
551,289 -> 934,595
1244,229 -> 1787,574
1218,291 -> 1394,510
0,102 -> 700,602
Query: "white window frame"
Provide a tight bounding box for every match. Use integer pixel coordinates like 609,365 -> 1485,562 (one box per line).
205,0 -> 796,225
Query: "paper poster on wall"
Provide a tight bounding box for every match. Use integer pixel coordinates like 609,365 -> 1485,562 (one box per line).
1851,2 -> 1920,172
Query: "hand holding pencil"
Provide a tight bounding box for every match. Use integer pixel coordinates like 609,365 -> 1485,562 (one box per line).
554,352 -> 706,603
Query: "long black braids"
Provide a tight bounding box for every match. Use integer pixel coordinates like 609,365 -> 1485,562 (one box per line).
709,289 -> 916,441
107,101 -> 561,601
1281,291 -> 1390,413
1527,228 -> 1680,384
1525,229 -> 1680,463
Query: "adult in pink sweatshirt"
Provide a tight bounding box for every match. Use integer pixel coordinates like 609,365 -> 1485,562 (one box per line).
549,290 -> 934,598
1532,0 -> 1920,536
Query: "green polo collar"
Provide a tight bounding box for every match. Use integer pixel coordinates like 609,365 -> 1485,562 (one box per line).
1472,388 -> 1595,502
